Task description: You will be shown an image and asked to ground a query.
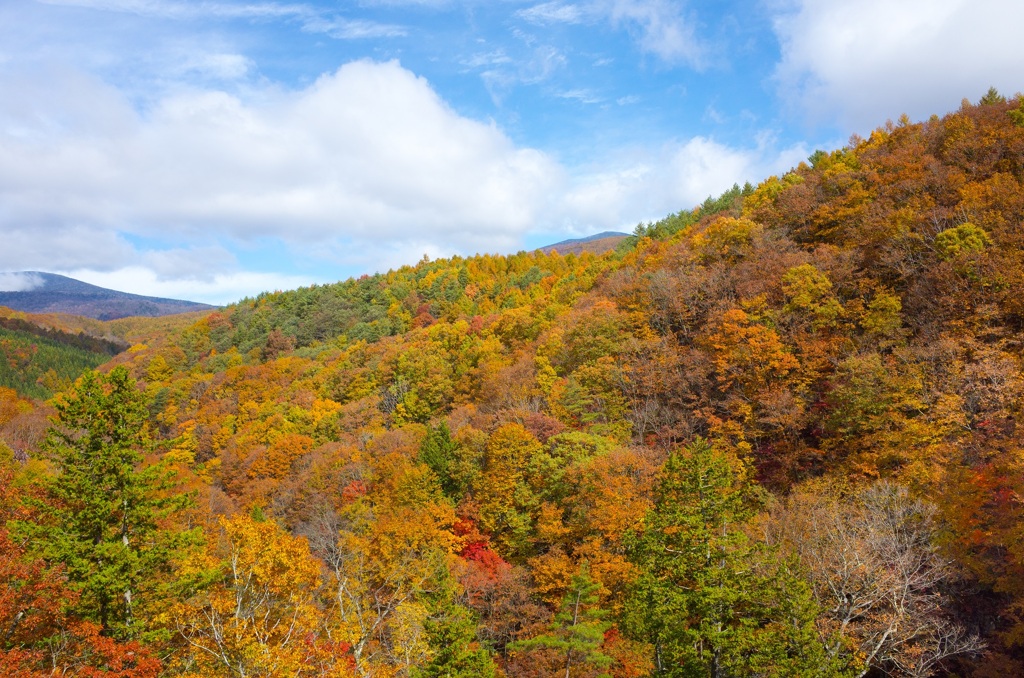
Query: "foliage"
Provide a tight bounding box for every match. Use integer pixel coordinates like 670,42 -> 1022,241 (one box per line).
7,92 -> 1024,675
510,561 -> 612,678
624,439 -> 837,677
13,367 -> 200,639
0,326 -> 110,399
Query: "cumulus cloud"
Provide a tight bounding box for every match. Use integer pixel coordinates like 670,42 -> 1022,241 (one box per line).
0,272 -> 45,292
1,55 -> 805,302
772,0 -> 1024,130
559,136 -> 808,231
0,59 -> 561,259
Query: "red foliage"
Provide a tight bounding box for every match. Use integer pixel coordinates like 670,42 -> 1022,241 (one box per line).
341,479 -> 367,504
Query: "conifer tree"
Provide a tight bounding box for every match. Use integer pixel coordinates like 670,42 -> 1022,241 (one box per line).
624,438 -> 839,677
512,561 -> 613,678
413,593 -> 496,678
16,366 -> 199,639
419,422 -> 463,500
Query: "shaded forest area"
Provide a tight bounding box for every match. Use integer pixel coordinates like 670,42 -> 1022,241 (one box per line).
0,325 -> 113,399
4,91 -> 1024,676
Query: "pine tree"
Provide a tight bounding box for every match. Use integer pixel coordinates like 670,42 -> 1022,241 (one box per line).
15,366 -> 200,639
419,422 -> 463,500
512,561 -> 613,678
413,598 -> 496,678
624,438 -> 839,677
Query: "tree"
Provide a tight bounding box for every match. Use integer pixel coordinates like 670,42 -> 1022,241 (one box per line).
624,439 -> 835,677
1,465 -> 162,677
412,573 -> 496,678
171,512 -> 347,677
419,422 -> 464,501
770,481 -> 984,677
15,367 -> 199,639
511,561 -> 612,678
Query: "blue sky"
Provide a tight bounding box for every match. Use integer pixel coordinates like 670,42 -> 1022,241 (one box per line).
1,0 -> 1022,304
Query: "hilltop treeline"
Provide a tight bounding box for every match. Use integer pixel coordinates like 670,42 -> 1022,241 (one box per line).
3,91 -> 1024,676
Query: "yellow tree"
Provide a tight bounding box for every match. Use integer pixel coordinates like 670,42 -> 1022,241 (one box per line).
172,513 -> 350,677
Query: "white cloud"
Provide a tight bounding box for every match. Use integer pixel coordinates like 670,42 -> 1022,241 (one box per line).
558,136 -> 807,231
37,0 -> 315,21
772,0 -> 1024,130
178,52 -> 253,80
517,0 -> 706,68
38,0 -> 407,42
0,54 -> 806,301
558,88 -> 603,104
0,272 -> 45,292
518,2 -> 585,24
66,266 -> 313,305
479,45 -> 568,101
0,59 -> 561,260
607,0 -> 705,67
141,245 -> 239,283
301,18 -> 407,40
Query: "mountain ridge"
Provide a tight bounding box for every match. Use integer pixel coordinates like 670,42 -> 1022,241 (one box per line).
0,271 -> 215,321
538,231 -> 629,255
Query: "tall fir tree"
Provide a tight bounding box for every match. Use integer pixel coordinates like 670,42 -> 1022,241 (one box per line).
419,421 -> 464,500
624,438 -> 841,677
15,366 -> 200,639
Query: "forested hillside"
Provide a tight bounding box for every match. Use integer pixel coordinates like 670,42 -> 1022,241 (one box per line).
4,92 -> 1024,677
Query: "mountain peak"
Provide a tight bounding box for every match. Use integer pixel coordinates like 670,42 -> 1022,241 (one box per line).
0,272 -> 214,320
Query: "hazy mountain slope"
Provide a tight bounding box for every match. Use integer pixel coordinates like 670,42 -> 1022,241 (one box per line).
0,272 -> 214,320
538,231 -> 629,255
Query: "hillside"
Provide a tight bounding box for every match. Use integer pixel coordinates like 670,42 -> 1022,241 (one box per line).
539,231 -> 629,255
0,271 -> 215,320
4,93 -> 1024,677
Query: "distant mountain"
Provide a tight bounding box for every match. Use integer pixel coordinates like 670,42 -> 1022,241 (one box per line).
0,272 -> 215,320
538,231 -> 630,256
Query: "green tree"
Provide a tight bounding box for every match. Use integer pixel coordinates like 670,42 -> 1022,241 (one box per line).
512,561 -> 612,678
624,438 -> 837,677
413,585 -> 496,678
16,367 -> 200,639
419,422 -> 464,500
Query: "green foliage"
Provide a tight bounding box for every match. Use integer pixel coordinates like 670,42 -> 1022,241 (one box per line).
979,86 -> 1006,105
1009,97 -> 1024,127
0,326 -> 110,398
419,422 -> 464,501
808,149 -> 828,168
414,599 -> 496,678
627,183 -> 754,245
511,561 -> 613,677
13,367 -> 201,639
625,439 -> 836,677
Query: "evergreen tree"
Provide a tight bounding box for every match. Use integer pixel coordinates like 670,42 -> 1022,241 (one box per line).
419,422 -> 464,500
414,598 -> 496,678
15,366 -> 200,639
624,438 -> 839,677
512,561 -> 613,678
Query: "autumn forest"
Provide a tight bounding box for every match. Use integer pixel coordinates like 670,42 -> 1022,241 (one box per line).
4,91 -> 1024,677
